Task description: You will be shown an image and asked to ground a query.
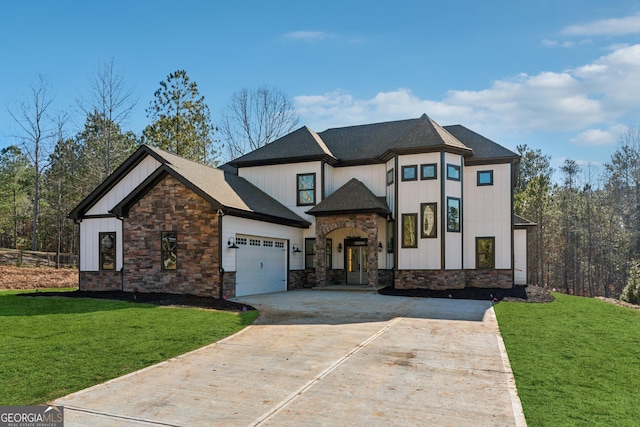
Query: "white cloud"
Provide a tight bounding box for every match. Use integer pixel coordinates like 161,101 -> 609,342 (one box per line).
570,124 -> 628,146
562,13 -> 640,36
282,31 -> 334,42
295,44 -> 640,138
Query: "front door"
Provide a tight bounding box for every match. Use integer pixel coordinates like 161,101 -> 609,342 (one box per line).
346,240 -> 368,285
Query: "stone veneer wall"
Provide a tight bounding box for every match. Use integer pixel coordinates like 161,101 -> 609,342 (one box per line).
122,175 -> 221,297
79,271 -> 122,291
289,269 -> 316,290
377,269 -> 394,288
222,272 -> 236,298
395,269 -> 512,290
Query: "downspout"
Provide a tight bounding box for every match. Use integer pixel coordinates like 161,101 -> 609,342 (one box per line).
217,208 -> 224,299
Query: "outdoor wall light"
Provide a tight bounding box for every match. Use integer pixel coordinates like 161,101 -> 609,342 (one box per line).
337,243 -> 343,253
292,244 -> 302,253
227,237 -> 239,249
378,242 -> 383,252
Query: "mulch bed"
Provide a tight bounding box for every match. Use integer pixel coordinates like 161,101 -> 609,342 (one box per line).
19,290 -> 256,312
379,284 -> 555,303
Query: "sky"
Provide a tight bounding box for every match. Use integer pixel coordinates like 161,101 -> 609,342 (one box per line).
2,0 -> 640,181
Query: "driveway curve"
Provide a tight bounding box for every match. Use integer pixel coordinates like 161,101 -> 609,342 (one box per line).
55,290 -> 526,426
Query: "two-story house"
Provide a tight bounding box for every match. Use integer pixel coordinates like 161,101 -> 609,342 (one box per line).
70,114 -> 533,297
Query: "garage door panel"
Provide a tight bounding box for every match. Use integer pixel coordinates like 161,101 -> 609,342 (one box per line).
235,236 -> 287,297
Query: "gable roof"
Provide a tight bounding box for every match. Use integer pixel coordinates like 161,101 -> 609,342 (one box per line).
514,214 -> 536,228
306,178 -> 391,217
229,114 -> 517,167
70,145 -> 310,228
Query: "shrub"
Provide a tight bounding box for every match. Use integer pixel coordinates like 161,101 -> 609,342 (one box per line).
621,260 -> 640,304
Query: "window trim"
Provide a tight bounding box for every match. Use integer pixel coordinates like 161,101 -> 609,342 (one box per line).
297,173 -> 316,206
476,236 -> 495,269
401,165 -> 418,181
99,232 -> 116,271
161,231 -> 177,271
401,213 -> 418,248
446,163 -> 461,181
420,163 -> 438,180
477,170 -> 494,186
446,197 -> 461,233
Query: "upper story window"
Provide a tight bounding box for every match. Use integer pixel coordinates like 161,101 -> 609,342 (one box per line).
477,170 -> 494,186
161,231 -> 177,270
421,163 -> 437,180
99,232 -> 116,270
401,165 -> 417,181
386,168 -> 394,185
446,164 -> 460,181
297,173 -> 316,206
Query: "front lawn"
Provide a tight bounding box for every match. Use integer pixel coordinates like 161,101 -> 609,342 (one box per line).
495,293 -> 640,426
0,289 -> 258,405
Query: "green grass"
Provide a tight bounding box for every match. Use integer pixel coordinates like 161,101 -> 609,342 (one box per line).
495,293 -> 640,426
0,289 -> 258,405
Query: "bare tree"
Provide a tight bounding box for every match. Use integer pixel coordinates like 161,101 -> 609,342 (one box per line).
220,85 -> 300,159
78,59 -> 138,177
7,75 -> 56,251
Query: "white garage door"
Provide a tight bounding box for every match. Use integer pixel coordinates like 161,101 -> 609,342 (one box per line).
235,235 -> 287,297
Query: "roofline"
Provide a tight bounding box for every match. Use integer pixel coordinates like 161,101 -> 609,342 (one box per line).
69,145 -> 160,219
228,154 -> 337,168
306,208 -> 390,218
380,145 -> 472,162
226,207 -> 311,228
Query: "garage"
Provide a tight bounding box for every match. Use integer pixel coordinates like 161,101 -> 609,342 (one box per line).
234,235 -> 288,296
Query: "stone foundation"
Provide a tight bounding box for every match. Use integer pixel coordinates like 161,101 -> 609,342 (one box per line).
79,270 -> 123,291
395,269 -> 513,290
222,271 -> 236,298
289,269 -> 316,290
378,269 -> 394,288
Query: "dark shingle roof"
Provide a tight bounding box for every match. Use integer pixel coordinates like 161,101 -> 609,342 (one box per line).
307,178 -> 390,217
514,214 -> 536,227
228,114 -> 516,167
444,125 -> 518,161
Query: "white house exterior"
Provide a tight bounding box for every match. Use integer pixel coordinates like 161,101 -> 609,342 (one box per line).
70,114 -> 533,297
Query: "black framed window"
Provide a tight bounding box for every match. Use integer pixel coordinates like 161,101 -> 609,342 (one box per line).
387,220 -> 395,253
420,203 -> 437,238
305,238 -> 332,268
386,168 -> 394,185
99,232 -> 116,271
297,173 -> 316,206
421,163 -> 437,180
401,165 -> 417,181
402,214 -> 418,248
447,197 -> 461,232
477,170 -> 494,186
476,237 -> 495,269
161,231 -> 177,270
446,164 -> 461,181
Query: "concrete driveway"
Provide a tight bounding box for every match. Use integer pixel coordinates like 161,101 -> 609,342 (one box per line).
54,290 -> 526,426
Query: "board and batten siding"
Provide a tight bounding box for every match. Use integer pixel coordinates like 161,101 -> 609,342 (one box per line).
462,163 -> 512,269
79,217 -> 123,271
443,153 -> 463,270
396,153 -> 442,270
238,162 -> 322,223
86,155 -> 161,216
221,215 -> 305,273
514,228 -> 527,285
328,164 -> 386,196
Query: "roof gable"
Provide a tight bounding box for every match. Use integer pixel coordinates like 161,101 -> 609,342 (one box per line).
444,125 -> 518,162
307,178 -> 390,217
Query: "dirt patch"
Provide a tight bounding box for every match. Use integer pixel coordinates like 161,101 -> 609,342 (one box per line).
596,297 -> 640,310
379,284 -> 554,303
0,266 -> 78,290
19,290 -> 255,313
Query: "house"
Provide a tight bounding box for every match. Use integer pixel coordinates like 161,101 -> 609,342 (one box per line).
69,114 -> 534,298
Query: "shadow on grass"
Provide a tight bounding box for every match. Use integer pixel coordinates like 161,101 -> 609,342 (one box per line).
0,292 -> 156,316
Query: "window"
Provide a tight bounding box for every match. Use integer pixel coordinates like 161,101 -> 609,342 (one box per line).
386,168 -> 394,185
402,214 -> 418,248
401,165 -> 417,181
477,170 -> 493,186
305,238 -> 332,268
297,173 -> 316,206
476,237 -> 495,269
99,232 -> 116,270
387,220 -> 395,253
447,197 -> 461,232
421,163 -> 437,180
420,203 -> 437,238
161,231 -> 177,270
446,164 -> 460,181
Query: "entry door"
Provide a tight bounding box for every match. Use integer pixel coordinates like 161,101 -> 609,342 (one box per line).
346,242 -> 368,285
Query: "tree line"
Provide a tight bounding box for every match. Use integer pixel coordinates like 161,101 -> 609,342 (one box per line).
0,61 -> 299,259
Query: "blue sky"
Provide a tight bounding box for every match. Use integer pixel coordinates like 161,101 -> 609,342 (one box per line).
2,0 -> 640,179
